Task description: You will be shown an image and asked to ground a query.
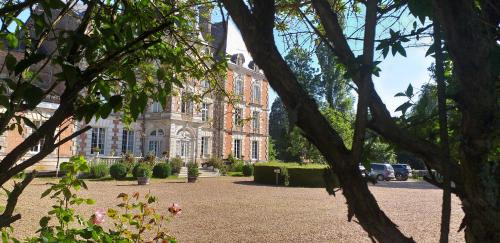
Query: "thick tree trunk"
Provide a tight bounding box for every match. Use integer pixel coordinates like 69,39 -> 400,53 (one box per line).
220,1 -> 414,242
432,0 -> 500,242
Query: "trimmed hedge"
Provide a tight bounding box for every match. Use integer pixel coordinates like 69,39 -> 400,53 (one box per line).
133,163 -> 153,178
153,163 -> 171,178
254,162 -> 338,188
242,164 -> 254,176
110,163 -> 128,180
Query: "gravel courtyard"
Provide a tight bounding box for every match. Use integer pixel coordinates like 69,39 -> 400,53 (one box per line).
7,177 -> 464,242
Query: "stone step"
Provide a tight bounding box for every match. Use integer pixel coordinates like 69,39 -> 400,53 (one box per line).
177,167 -> 219,178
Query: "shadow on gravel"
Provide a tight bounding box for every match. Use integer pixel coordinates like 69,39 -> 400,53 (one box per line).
232,180 -> 284,187
372,180 -> 438,190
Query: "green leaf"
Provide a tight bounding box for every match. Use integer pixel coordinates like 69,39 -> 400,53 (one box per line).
108,95 -> 123,110
39,216 -> 51,227
5,34 -> 19,49
123,69 -> 136,87
86,198 -> 96,205
0,95 -> 9,107
405,84 -> 413,97
394,92 -> 407,97
41,188 -> 52,198
395,42 -> 407,57
5,53 -> 17,71
395,101 -> 413,115
23,85 -> 44,109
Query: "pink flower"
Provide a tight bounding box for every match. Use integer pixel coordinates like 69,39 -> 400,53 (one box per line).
92,208 -> 106,225
168,203 -> 182,216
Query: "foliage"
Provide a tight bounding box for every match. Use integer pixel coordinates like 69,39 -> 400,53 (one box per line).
121,153 -> 136,172
253,162 -> 331,187
153,163 -> 172,178
0,0 -> 225,227
139,154 -> 157,167
187,163 -> 200,178
207,156 -> 224,169
268,98 -> 298,161
230,160 -> 245,172
132,163 -> 152,178
89,162 -> 109,179
284,46 -> 322,100
0,155 -> 179,242
242,164 -> 254,176
109,163 -> 128,180
268,139 -> 277,161
169,157 -> 184,174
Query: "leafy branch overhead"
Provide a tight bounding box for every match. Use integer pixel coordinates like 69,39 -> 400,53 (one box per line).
0,0 -> 224,228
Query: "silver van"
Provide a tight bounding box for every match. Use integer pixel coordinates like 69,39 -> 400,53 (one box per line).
369,163 -> 395,181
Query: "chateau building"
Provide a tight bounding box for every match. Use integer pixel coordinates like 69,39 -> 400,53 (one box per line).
77,22 -> 269,164
0,7 -> 269,170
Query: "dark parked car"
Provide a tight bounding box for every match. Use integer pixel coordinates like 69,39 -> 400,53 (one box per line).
392,164 -> 412,181
368,163 -> 395,181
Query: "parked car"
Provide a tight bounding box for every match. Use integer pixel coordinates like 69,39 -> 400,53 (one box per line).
369,163 -> 395,181
392,164 -> 412,181
358,164 -> 367,177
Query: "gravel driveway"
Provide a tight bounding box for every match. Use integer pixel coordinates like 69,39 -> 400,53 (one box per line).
5,177 -> 464,242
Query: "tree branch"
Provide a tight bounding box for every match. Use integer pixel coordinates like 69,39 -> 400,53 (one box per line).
0,171 -> 36,228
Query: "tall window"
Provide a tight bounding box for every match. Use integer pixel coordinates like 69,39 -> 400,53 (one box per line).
200,136 -> 209,157
181,92 -> 192,114
233,139 -> 242,159
252,80 -> 261,103
29,120 -> 44,153
121,129 -> 134,154
201,103 -> 209,121
251,140 -> 259,160
233,108 -> 243,127
151,102 -> 162,113
91,127 -> 106,155
148,129 -> 164,157
252,111 -> 260,133
234,74 -> 244,96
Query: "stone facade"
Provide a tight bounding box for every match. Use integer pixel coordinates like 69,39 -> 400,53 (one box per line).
77,56 -> 269,164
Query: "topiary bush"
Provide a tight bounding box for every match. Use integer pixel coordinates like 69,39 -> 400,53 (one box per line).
170,157 -> 183,174
153,163 -> 172,178
110,163 -> 128,180
133,163 -> 152,178
242,164 -> 254,176
89,162 -> 109,178
187,163 -> 199,178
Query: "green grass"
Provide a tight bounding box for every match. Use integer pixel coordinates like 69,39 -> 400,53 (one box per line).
254,161 -> 328,169
227,171 -> 247,177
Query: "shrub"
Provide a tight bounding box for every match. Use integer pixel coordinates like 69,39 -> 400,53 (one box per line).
242,164 -> 254,176
89,162 -> 109,178
140,154 -> 156,166
153,163 -> 172,178
253,162 -> 336,187
207,157 -> 224,169
110,163 -> 128,180
121,153 -> 136,172
230,160 -> 244,172
133,163 -> 152,178
187,163 -> 199,177
170,157 -> 183,174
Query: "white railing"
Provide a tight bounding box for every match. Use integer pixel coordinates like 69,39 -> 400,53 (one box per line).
87,155 -> 143,166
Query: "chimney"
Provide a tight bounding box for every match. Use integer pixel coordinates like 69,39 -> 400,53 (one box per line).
198,5 -> 212,41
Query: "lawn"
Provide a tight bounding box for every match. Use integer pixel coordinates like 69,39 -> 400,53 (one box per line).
4,177 -> 464,242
